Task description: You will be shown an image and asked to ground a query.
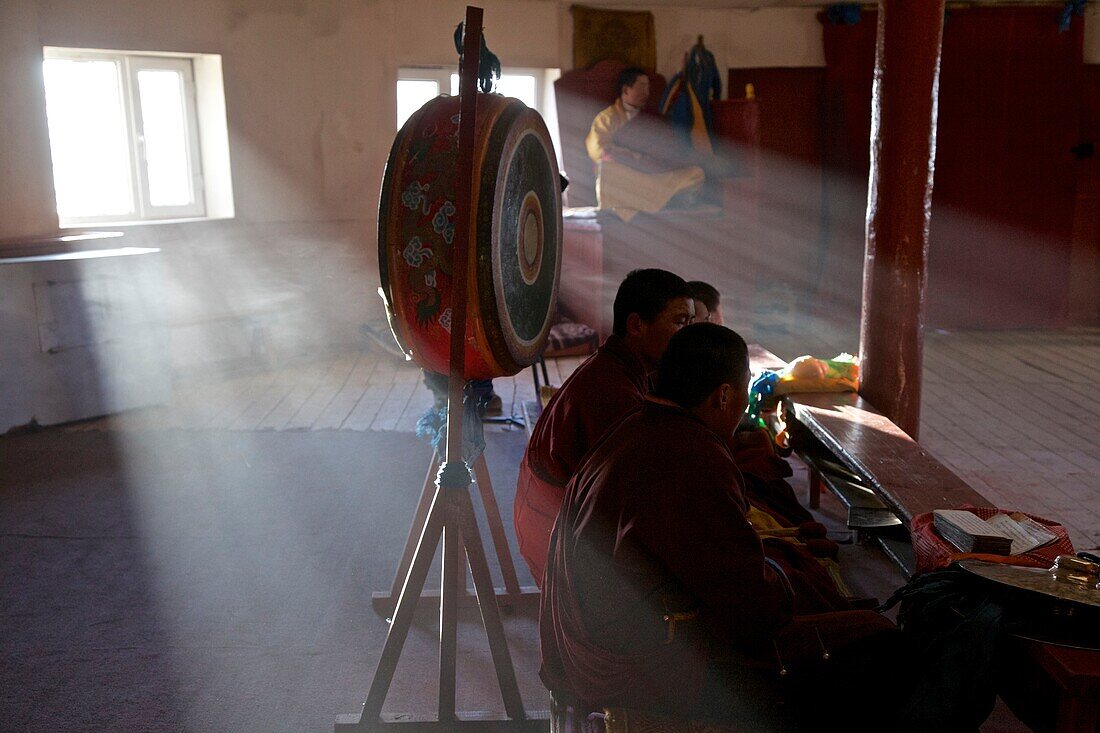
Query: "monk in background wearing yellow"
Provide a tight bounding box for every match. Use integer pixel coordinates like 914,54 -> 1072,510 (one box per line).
586,67 -> 705,221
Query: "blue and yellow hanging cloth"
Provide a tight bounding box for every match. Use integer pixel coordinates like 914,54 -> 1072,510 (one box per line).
659,37 -> 721,155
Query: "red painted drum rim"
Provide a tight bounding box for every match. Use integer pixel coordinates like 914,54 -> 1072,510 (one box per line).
378,94 -> 562,380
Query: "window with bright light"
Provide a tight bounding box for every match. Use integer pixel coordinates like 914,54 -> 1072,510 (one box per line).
447,73 -> 538,109
396,66 -> 562,169
397,66 -> 559,130
43,48 -> 231,226
396,78 -> 442,129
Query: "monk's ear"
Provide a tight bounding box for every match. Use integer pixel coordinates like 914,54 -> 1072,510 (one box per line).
712,383 -> 730,411
708,383 -> 729,411
626,312 -> 645,337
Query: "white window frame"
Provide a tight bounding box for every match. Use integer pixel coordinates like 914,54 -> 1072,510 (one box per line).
397,65 -> 554,120
396,66 -> 562,168
395,69 -> 450,128
398,67 -> 452,92
43,48 -> 207,226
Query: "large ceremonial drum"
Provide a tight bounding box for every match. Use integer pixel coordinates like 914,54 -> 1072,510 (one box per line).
379,94 -> 562,379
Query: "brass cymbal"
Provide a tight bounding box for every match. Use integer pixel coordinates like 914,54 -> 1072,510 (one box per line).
958,559 -> 1100,609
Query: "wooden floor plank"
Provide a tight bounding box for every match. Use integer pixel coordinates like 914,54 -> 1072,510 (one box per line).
1059,381 -> 1100,422
256,360 -> 332,431
390,365 -> 433,433
312,355 -> 380,430
160,377 -> 236,429
966,381 -> 1100,473
1056,339 -> 1100,373
1011,341 -> 1088,383
229,370 -> 299,431
339,358 -> 403,431
950,333 -> 1049,385
369,367 -> 421,431
922,381 -> 1004,451
74,329 -> 1099,551
979,332 -> 1062,380
919,339 -> 958,378
918,335 -> 1100,549
925,335 -> 986,379
930,335 -> 990,377
363,363 -> 415,430
194,377 -> 248,427
206,371 -> 279,430
284,356 -> 358,430
936,389 -> 1088,494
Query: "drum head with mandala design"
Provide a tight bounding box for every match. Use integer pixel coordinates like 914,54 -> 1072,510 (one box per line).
479,103 -> 561,373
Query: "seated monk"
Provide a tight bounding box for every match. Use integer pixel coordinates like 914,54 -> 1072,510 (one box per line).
586,67 -> 705,221
541,324 -> 914,729
514,269 -> 694,587
687,282 -> 846,608
688,280 -> 724,325
688,280 -> 814,529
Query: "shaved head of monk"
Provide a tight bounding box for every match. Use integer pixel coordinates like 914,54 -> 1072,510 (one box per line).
617,66 -> 650,108
653,323 -> 750,435
613,268 -> 695,369
688,280 -> 724,326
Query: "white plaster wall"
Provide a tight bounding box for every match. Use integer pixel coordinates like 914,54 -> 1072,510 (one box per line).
4,1 -> 822,238
31,0 -> 395,225
0,250 -> 171,431
0,0 -> 824,396
555,4 -> 825,85
394,0 -> 562,69
10,0 -> 1094,405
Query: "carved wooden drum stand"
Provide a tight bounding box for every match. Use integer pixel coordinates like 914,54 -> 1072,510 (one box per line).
339,7 -> 557,731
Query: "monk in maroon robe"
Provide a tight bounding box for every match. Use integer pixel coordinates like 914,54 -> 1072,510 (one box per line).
688,281 -> 814,529
514,269 -> 695,586
541,325 -> 908,728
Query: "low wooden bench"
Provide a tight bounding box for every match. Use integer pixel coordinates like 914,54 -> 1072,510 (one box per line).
758,356 -> 1100,733
780,390 -> 990,577
744,343 -> 990,575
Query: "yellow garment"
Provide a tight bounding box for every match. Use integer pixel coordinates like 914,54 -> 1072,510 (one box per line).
686,83 -> 713,156
746,505 -> 793,536
774,354 -> 860,396
746,506 -> 854,599
585,100 -> 704,222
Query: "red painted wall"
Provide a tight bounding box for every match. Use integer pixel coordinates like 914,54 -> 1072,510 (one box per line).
732,6 -> 1097,329
931,7 -> 1081,328
726,68 -> 834,315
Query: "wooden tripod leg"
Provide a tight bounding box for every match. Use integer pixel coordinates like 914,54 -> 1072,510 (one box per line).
472,454 -> 521,595
360,484 -> 446,724
456,488 -> 526,720
386,453 -> 440,604
438,501 -> 462,721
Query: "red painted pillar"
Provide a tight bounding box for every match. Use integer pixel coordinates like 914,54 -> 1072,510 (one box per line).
859,0 -> 945,439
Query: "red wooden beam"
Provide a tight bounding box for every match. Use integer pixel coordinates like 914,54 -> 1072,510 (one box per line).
859,0 -> 945,439
444,7 -> 483,464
